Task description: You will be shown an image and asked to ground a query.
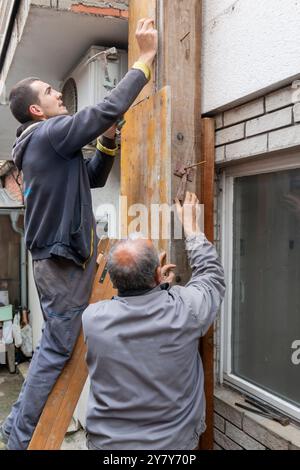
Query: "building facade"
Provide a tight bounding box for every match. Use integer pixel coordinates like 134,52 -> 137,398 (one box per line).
204,0 -> 300,450
0,0 -> 299,450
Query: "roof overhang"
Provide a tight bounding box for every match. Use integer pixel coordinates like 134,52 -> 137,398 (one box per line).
0,4 -> 128,160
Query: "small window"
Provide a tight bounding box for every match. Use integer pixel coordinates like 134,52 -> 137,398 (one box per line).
222,154 -> 300,419
0,212 -> 24,308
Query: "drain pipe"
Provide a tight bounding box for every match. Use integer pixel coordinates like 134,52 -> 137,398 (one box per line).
10,211 -> 27,308
0,0 -> 21,74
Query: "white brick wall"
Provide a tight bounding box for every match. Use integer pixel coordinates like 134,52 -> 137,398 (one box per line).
214,83 -> 300,163
266,86 -> 295,112
269,124 -> 300,151
246,108 -> 292,137
226,135 -> 268,161
216,123 -> 245,146
224,98 -> 264,127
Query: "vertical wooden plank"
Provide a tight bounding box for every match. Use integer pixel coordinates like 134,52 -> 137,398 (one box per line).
28,239 -> 117,450
128,0 -> 156,103
121,87 -> 171,254
199,118 -> 216,450
157,0 -> 202,283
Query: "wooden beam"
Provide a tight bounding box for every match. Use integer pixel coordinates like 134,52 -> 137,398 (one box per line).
157,0 -> 202,283
121,86 -> 171,253
199,118 -> 216,450
28,239 -> 117,450
128,0 -> 156,103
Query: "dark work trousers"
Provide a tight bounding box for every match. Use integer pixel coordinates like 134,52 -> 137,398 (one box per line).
3,244 -> 97,450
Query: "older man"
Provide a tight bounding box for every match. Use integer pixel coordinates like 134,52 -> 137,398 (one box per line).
82,193 -> 226,450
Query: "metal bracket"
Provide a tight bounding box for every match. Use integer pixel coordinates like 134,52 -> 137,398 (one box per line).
174,160 -> 206,202
99,264 -> 108,284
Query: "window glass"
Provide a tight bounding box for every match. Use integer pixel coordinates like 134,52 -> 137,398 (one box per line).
232,169 -> 300,407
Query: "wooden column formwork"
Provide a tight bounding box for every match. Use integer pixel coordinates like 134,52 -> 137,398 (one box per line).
123,0 -> 214,451
157,0 -> 202,283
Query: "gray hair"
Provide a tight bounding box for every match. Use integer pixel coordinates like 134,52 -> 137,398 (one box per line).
107,240 -> 160,292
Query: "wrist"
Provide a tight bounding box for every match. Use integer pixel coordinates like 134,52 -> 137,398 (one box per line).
137,53 -> 155,68
184,229 -> 202,239
102,131 -> 116,140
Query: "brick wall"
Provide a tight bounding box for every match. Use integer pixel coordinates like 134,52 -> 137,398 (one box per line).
214,388 -> 300,450
215,84 -> 300,163
3,168 -> 23,203
213,83 -> 300,451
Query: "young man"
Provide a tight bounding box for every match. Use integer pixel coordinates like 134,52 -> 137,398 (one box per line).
0,19 -> 158,450
83,193 -> 226,450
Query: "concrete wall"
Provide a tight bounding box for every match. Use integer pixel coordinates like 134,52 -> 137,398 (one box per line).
202,0 -> 300,113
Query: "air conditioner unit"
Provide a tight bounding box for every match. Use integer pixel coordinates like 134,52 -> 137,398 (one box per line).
61,45 -> 128,115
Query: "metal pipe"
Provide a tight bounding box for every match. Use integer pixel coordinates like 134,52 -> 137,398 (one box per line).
10,210 -> 27,307
0,0 -> 21,74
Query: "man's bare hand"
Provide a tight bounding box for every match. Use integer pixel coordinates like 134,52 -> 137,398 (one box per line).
136,18 -> 158,68
175,192 -> 202,238
159,251 -> 176,284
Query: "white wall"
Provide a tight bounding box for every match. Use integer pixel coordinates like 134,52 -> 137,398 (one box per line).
202,0 -> 300,113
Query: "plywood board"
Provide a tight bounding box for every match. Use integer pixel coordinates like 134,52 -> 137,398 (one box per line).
121,86 -> 171,253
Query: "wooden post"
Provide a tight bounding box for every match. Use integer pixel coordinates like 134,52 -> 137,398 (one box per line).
128,0 -> 156,103
157,0 -> 202,283
199,118 -> 216,450
124,0 -> 213,452
124,0 -> 202,275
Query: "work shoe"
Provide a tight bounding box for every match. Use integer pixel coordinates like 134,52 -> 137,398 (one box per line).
0,424 -> 9,450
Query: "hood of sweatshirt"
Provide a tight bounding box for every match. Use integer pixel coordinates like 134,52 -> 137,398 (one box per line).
12,121 -> 44,171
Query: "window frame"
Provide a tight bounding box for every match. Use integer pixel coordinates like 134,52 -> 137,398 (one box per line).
220,150 -> 300,421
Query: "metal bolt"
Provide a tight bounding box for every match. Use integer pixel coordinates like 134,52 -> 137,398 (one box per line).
177,133 -> 184,142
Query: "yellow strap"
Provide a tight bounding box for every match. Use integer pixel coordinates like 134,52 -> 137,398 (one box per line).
132,61 -> 151,81
96,139 -> 118,157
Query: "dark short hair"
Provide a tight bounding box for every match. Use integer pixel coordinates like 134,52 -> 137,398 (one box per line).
107,240 -> 159,292
9,77 -> 41,123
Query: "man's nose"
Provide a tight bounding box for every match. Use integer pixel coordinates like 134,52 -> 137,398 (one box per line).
56,91 -> 62,99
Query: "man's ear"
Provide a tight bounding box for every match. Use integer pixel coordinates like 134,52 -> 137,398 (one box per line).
29,104 -> 43,119
154,266 -> 162,285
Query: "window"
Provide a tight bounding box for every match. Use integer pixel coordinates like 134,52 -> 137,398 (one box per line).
0,211 -> 25,309
222,153 -> 300,420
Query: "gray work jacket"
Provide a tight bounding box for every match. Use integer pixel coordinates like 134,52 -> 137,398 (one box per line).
82,234 -> 226,450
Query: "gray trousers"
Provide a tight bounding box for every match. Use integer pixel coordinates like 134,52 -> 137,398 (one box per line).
3,250 -> 96,450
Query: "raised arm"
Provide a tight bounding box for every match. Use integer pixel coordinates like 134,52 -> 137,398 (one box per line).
48,19 -> 158,158
176,192 -> 226,336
